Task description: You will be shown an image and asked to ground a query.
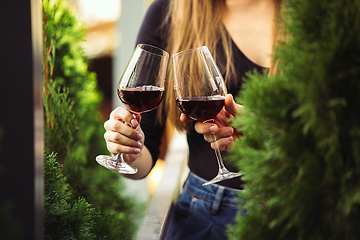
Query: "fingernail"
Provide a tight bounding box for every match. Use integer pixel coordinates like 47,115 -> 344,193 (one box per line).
131,118 -> 138,128
210,126 -> 217,133
227,128 -> 234,135
134,148 -> 141,154
136,134 -> 142,141
136,142 -> 142,148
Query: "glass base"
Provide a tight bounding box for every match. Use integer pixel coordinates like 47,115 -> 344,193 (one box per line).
202,172 -> 243,186
96,154 -> 138,174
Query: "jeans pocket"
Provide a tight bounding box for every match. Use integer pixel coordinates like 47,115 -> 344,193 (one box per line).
175,189 -> 196,214
169,190 -> 198,234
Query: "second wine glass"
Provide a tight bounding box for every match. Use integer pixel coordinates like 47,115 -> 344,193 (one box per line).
172,46 -> 242,186
96,44 -> 169,174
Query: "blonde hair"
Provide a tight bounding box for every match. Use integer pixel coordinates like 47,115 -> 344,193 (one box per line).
157,0 -> 284,131
270,0 -> 286,75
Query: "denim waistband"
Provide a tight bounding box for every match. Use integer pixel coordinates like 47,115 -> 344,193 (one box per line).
183,172 -> 243,213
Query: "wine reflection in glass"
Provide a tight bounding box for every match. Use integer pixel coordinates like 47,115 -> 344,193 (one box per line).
96,44 -> 169,174
172,46 -> 242,185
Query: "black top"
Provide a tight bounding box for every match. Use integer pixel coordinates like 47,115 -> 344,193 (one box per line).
136,0 -> 265,189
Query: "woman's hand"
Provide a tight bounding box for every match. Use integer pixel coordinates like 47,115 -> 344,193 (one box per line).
104,107 -> 145,164
180,94 -> 243,151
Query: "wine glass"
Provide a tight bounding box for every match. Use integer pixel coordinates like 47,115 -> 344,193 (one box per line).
96,44 -> 169,174
172,46 -> 242,185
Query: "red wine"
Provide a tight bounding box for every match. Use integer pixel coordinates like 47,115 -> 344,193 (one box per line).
175,95 -> 225,122
118,86 -> 165,114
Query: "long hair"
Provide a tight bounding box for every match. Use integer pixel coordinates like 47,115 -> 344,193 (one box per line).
270,0 -> 286,75
157,0 -> 284,131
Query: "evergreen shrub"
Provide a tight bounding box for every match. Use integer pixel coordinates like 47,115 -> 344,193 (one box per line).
42,0 -> 140,239
228,0 -> 360,239
44,153 -> 97,239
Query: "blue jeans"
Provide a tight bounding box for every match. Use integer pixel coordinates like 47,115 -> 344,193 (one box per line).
167,172 -> 246,240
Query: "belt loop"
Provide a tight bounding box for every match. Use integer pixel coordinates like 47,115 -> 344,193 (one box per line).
211,186 -> 225,215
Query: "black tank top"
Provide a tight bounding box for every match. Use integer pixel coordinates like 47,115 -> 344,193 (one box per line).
137,0 -> 266,189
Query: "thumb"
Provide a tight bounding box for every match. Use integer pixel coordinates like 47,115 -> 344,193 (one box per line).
224,94 -> 243,116
180,113 -> 194,123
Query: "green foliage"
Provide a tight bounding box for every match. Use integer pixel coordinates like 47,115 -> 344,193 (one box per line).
228,0 -> 360,239
43,84 -> 76,162
44,153 -> 98,239
43,0 -> 140,239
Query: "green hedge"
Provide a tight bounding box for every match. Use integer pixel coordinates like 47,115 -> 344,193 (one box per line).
42,0 -> 141,239
228,0 -> 360,239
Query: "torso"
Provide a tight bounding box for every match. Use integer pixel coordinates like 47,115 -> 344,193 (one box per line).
138,0 -> 273,189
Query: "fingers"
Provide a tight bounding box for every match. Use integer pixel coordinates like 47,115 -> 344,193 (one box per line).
104,130 -> 142,154
194,120 -> 214,134
194,118 -> 239,151
180,94 -> 245,152
207,127 -> 235,151
207,126 -> 234,145
104,107 -> 144,157
110,107 -> 140,128
211,136 -> 234,151
104,118 -> 142,142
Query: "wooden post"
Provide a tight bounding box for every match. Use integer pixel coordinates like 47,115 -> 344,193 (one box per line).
0,1 -> 43,239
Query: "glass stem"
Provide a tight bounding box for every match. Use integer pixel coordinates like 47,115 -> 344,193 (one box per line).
114,153 -> 123,162
211,133 -> 229,175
